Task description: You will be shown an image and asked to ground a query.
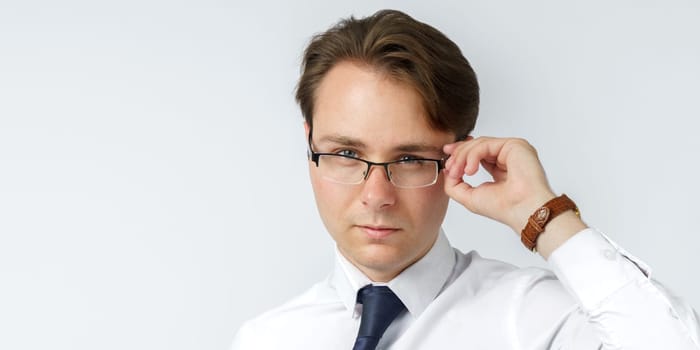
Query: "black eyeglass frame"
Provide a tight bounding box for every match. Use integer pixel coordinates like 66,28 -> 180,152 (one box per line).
307,130 -> 447,186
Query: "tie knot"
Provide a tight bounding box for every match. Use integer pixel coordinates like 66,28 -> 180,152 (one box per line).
353,285 -> 406,350
357,285 -> 399,305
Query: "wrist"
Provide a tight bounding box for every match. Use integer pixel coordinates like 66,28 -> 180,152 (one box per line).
510,191 -> 556,233
535,211 -> 587,260
519,194 -> 586,258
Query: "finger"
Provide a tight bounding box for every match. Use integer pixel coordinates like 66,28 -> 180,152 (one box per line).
445,138 -> 483,178
443,136 -> 474,155
480,158 -> 496,175
443,170 -> 476,209
480,158 -> 507,182
444,171 -> 500,216
463,139 -> 506,176
447,136 -> 506,179
443,141 -> 465,170
442,142 -> 460,155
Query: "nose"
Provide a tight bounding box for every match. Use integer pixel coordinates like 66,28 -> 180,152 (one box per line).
360,165 -> 396,210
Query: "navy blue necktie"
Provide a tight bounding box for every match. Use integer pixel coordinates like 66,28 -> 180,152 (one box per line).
352,285 -> 406,350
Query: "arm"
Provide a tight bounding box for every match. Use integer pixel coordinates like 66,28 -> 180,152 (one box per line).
443,136 -> 700,349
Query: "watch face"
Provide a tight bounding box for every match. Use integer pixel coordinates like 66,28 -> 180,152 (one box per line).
534,207 -> 551,226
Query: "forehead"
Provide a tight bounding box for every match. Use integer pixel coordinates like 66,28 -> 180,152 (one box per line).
312,61 -> 452,149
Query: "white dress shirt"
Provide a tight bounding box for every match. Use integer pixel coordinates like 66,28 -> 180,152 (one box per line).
232,228 -> 700,349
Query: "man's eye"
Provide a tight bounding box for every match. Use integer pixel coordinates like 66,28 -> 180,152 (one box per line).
399,155 -> 422,162
336,149 -> 358,158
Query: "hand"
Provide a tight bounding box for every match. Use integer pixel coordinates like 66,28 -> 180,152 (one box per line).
442,137 -> 557,234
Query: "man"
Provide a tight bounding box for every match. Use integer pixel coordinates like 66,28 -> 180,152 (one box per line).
233,9 -> 699,349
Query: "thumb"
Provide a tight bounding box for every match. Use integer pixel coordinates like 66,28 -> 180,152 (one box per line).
443,170 -> 476,210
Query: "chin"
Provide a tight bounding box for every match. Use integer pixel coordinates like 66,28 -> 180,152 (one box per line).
355,245 -> 413,274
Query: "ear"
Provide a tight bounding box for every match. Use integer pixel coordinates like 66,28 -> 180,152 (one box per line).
303,121 -> 311,139
466,135 -> 474,141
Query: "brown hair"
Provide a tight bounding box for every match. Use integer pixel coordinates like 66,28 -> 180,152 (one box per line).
295,9 -> 479,140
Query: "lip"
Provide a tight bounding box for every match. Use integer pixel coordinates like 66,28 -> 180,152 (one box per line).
357,225 -> 400,239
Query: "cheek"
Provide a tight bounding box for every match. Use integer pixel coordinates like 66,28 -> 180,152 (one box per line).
410,186 -> 449,226
310,171 -> 351,220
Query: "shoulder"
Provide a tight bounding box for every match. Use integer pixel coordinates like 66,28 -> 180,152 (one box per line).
236,278 -> 338,331
451,249 -> 576,309
231,278 -> 346,349
436,250 -> 584,346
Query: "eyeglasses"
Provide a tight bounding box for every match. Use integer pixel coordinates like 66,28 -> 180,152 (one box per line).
307,132 -> 446,189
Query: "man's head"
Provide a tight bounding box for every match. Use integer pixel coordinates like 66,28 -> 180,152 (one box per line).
296,9 -> 479,140
296,10 -> 479,282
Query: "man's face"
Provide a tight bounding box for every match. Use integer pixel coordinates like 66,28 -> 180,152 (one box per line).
307,61 -> 453,282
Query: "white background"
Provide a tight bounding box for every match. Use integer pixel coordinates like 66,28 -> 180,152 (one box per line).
1,1 -> 699,349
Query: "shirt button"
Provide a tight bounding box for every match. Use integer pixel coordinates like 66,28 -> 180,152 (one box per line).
603,249 -> 616,260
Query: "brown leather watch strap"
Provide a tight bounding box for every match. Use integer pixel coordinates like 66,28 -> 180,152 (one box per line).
521,194 -> 579,252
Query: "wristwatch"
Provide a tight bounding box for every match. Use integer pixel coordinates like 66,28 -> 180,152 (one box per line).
521,194 -> 579,252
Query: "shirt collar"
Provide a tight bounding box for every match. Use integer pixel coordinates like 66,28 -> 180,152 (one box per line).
329,229 -> 456,319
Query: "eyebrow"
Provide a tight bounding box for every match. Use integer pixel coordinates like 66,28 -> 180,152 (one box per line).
317,134 -> 367,149
394,143 -> 444,154
317,134 -> 444,155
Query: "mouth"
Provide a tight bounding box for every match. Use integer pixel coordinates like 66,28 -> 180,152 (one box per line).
357,225 -> 400,239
